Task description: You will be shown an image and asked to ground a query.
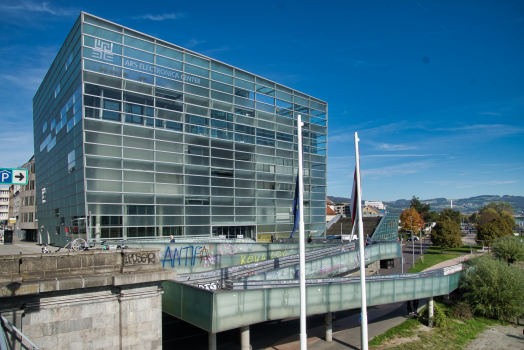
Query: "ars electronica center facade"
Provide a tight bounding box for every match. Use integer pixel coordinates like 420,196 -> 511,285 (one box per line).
33,12 -> 328,243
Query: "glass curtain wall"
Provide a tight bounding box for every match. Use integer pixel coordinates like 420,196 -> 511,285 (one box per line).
34,12 -> 328,242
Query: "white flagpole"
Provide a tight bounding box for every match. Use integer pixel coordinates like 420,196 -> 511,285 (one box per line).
355,132 -> 368,350
298,115 -> 307,350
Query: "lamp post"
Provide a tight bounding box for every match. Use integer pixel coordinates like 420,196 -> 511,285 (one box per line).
410,216 -> 414,267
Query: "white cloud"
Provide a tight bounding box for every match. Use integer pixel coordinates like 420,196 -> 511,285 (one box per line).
134,13 -> 186,21
185,38 -> 205,48
374,142 -> 417,151
0,1 -> 75,16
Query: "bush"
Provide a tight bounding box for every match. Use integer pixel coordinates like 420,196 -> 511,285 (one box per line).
431,217 -> 462,252
420,302 -> 451,328
461,256 -> 524,322
450,301 -> 473,320
492,236 -> 524,263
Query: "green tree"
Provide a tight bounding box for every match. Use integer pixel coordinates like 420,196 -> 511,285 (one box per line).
410,196 -> 431,217
482,201 -> 514,216
477,217 -> 514,244
440,208 -> 462,224
461,256 -> 524,322
467,212 -> 480,224
479,208 -> 500,226
493,236 -> 524,264
430,217 -> 462,252
424,210 -> 440,223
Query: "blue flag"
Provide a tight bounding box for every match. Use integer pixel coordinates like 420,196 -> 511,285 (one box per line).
290,175 -> 300,238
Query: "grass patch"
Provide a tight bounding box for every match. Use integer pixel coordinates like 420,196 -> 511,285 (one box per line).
368,317 -> 421,347
408,253 -> 458,273
426,245 -> 482,255
369,300 -> 500,349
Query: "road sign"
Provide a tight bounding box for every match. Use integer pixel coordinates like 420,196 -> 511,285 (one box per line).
0,168 -> 28,185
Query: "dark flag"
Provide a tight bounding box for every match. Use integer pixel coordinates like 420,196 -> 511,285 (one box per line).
289,175 -> 300,238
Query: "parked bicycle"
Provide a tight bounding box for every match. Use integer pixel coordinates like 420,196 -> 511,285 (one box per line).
55,238 -> 89,252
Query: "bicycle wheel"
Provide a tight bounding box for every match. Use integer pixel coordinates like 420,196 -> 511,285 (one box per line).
71,238 -> 87,252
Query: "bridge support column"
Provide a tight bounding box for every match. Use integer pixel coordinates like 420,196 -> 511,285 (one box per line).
240,325 -> 250,350
209,332 -> 217,350
325,312 -> 333,342
427,297 -> 434,327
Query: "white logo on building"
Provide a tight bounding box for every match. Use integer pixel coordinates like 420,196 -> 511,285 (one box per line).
92,39 -> 113,62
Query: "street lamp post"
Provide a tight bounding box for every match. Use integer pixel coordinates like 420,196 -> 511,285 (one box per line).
410,217 -> 414,267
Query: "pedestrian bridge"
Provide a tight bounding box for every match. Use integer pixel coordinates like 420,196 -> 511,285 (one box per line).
157,240 -> 464,333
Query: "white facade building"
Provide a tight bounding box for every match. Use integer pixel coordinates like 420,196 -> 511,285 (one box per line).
365,201 -> 386,210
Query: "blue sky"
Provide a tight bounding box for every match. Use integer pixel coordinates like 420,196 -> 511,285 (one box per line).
0,0 -> 523,201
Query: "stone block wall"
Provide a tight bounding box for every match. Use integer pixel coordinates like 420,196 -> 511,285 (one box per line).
1,283 -> 163,350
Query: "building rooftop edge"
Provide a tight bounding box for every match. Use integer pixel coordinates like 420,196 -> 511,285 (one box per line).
80,11 -> 327,105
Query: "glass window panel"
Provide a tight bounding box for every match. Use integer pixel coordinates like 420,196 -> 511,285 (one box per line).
185,53 -> 209,68
156,97 -> 183,111
124,35 -> 154,52
276,90 -> 292,102
235,115 -> 255,126
85,131 -> 121,146
156,76 -> 183,91
256,102 -> 275,113
156,173 -> 184,184
185,165 -> 209,176
123,136 -> 154,149
185,134 -> 209,146
234,107 -> 255,117
211,90 -> 233,103
123,69 -> 153,84
85,144 -> 121,157
211,81 -> 233,94
123,182 -> 154,193
122,148 -> 153,160
234,70 -> 255,82
156,195 -> 184,205
211,61 -> 233,75
185,125 -> 209,137
84,58 -> 122,76
156,183 -> 184,195
211,71 -> 233,84
84,71 -> 122,89
83,23 -> 122,43
185,186 -> 210,196
86,167 -> 122,180
185,104 -> 208,116
185,175 -> 209,186
123,46 -> 153,62
156,152 -> 184,163
86,156 -> 121,168
124,193 -> 155,204
184,64 -> 209,78
235,97 -> 255,108
235,88 -> 254,99
185,85 -> 209,98
156,45 -> 183,61
235,79 -> 254,90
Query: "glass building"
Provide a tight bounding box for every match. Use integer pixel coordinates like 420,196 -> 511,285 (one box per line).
33,13 -> 327,243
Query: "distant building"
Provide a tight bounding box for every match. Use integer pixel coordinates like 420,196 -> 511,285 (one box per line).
365,201 -> 385,210
18,157 -> 38,241
333,203 -> 349,215
8,184 -> 20,230
0,188 -> 9,227
362,205 -> 383,216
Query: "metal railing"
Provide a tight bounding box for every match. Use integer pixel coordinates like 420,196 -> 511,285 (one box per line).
0,314 -> 39,350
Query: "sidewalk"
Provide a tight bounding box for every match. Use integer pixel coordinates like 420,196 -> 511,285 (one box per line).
0,235 -> 43,255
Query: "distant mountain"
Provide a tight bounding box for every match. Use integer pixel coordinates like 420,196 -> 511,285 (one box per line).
327,195 -> 524,215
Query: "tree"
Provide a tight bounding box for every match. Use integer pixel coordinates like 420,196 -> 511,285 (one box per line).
440,208 -> 461,224
410,196 -> 431,217
424,210 -> 440,223
467,212 -> 480,224
482,201 -> 514,216
431,217 -> 462,252
477,217 -> 514,244
399,207 -> 424,233
492,236 -> 524,264
478,208 -> 500,226
461,256 -> 524,322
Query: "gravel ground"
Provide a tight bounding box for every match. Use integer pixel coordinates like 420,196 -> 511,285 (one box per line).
463,325 -> 524,350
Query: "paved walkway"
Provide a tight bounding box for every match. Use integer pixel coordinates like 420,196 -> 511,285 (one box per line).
0,235 -> 42,255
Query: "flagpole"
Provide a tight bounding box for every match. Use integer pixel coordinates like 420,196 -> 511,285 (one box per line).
298,115 -> 307,350
355,132 -> 368,350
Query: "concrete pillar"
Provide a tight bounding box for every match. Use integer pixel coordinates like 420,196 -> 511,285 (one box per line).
209,332 -> 217,350
240,326 -> 250,350
427,297 -> 434,328
325,312 -> 333,342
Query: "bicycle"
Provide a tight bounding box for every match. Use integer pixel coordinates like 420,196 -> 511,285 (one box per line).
55,238 -> 89,252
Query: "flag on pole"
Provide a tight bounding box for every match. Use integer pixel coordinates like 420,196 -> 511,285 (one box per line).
350,169 -> 358,226
289,175 -> 300,238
